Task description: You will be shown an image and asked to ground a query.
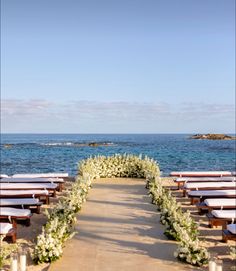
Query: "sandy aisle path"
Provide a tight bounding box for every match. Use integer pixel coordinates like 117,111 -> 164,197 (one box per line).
49,178 -> 194,271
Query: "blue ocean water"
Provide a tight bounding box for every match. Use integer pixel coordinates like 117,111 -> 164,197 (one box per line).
0,134 -> 235,176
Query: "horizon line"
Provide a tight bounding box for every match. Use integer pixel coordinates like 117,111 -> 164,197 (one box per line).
1,132 -> 235,135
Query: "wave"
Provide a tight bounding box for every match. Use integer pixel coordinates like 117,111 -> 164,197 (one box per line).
41,142 -> 115,147
207,146 -> 235,152
41,142 -> 75,146
1,142 -> 115,148
1,143 -> 38,148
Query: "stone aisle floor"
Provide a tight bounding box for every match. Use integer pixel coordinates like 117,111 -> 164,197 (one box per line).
49,178 -> 196,271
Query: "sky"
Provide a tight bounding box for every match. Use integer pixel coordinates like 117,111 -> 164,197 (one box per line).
1,0 -> 235,133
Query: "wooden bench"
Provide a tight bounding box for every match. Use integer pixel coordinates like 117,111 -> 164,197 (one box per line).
187,190 -> 236,205
1,177 -> 65,192
0,190 -> 50,205
0,222 -> 16,243
0,198 -> 43,214
222,224 -> 236,242
170,171 -> 232,177
0,207 -> 32,227
196,198 -> 236,214
0,183 -> 58,197
207,210 -> 236,229
11,173 -> 68,191
174,176 -> 236,190
183,181 -> 236,197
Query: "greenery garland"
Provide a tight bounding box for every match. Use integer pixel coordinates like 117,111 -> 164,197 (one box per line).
33,177 -> 92,263
148,177 -> 208,266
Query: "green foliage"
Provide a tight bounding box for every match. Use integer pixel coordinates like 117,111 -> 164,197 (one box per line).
0,237 -> 18,269
33,176 -> 92,263
78,154 -> 160,179
148,177 -> 208,266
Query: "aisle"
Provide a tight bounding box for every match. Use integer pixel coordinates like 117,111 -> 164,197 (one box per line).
49,178 -> 192,271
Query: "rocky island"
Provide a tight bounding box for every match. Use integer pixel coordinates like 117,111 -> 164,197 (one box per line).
190,134 -> 236,140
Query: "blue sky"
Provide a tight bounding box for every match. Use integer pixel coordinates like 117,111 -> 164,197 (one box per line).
1,0 -> 235,133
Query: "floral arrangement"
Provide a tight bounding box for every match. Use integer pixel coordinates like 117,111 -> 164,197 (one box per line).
148,176 -> 208,266
78,154 -> 160,179
174,238 -> 209,266
33,154 -> 158,263
80,154 -> 207,266
230,246 -> 236,260
33,176 -> 92,263
0,236 -> 18,269
229,246 -> 236,270
33,154 -> 207,267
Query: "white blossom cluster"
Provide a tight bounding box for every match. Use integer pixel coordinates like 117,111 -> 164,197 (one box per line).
33,175 -> 92,263
33,228 -> 63,263
33,154 -> 158,264
0,236 -> 18,268
78,154 -> 160,179
33,154 -> 209,267
174,234 -> 209,266
148,177 -> 209,266
230,246 -> 236,260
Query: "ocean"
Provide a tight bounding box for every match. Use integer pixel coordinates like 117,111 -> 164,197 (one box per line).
0,134 -> 235,176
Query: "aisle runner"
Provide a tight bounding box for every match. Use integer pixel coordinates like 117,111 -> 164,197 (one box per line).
49,178 -> 191,271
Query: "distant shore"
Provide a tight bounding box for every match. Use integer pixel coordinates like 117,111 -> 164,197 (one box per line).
190,134 -> 236,140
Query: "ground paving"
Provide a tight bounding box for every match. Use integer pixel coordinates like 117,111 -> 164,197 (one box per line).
49,178 -> 195,271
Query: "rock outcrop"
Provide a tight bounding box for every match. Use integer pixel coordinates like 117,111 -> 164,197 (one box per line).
88,142 -> 113,147
190,134 -> 236,140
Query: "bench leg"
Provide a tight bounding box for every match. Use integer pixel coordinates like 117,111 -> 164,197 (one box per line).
222,221 -> 228,230
36,205 -> 41,214
197,207 -> 203,215
222,233 -> 228,243
12,230 -> 17,243
25,218 -> 31,227
59,183 -> 63,192
177,182 -> 180,190
12,219 -> 17,228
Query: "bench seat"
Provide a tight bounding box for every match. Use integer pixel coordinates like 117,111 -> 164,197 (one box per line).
170,171 -> 232,177
174,176 -> 235,190
207,210 -> 236,228
1,177 -> 65,192
222,224 -> 236,242
0,222 -> 16,243
0,198 -> 42,214
197,198 -> 236,214
12,173 -> 68,178
0,207 -> 32,226
183,182 -> 236,196
188,190 -> 236,205
0,190 -> 50,204
0,183 -> 58,197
